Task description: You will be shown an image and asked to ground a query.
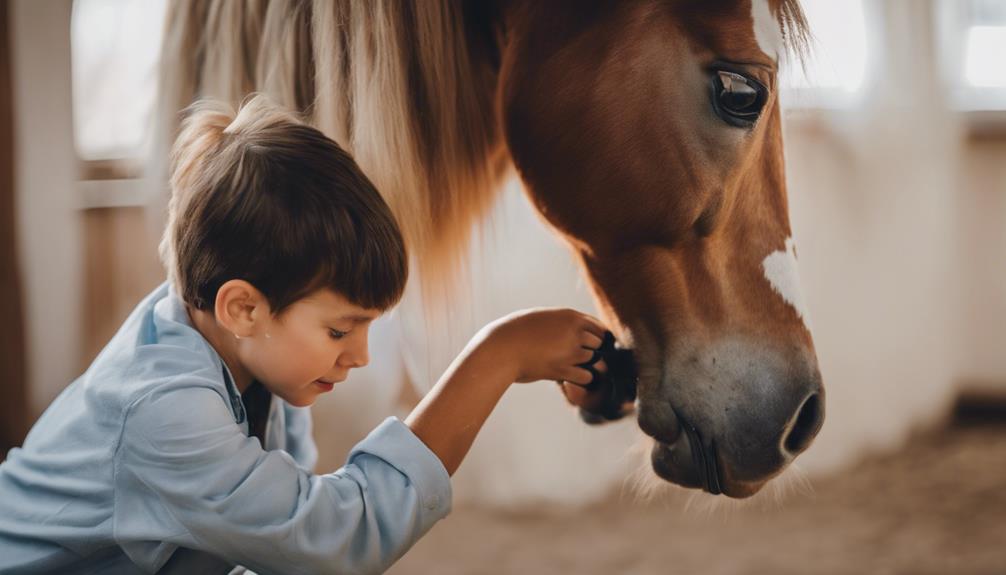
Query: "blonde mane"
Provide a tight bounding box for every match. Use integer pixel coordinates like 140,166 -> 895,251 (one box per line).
778,0 -> 812,65
157,0 -> 504,295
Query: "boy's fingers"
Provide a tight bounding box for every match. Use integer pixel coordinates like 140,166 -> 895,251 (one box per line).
559,381 -> 608,412
585,324 -> 607,339
562,366 -> 594,386
580,332 -> 603,349
579,314 -> 607,337
575,347 -> 595,364
593,359 -> 608,373
560,381 -> 588,405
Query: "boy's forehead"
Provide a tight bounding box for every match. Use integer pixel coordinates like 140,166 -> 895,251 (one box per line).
303,288 -> 381,320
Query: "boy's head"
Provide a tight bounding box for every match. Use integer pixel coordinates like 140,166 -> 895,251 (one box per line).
162,96 -> 408,405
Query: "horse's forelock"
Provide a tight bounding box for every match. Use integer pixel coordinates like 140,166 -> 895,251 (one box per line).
777,0 -> 812,65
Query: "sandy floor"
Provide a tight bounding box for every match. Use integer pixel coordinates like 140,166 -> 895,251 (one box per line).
389,422 -> 1006,575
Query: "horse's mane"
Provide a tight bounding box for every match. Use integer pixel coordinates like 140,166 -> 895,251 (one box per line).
155,0 -> 808,292
157,0 -> 503,294
778,0 -> 812,65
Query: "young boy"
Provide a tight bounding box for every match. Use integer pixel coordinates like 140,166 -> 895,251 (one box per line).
0,96 -> 608,574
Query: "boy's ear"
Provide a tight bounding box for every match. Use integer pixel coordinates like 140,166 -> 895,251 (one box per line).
215,280 -> 272,338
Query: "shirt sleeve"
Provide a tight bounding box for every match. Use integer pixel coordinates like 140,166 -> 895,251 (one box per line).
114,386 -> 451,575
283,402 -> 319,471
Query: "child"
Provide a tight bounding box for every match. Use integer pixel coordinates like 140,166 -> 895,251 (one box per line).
0,96 -> 608,574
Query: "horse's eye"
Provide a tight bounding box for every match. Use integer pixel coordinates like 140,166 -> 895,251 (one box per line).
711,70 -> 768,128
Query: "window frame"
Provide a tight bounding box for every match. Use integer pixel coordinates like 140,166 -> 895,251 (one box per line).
934,0 -> 1006,135
70,0 -> 164,209
779,0 -> 872,111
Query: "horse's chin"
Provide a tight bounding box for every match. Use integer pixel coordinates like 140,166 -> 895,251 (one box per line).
716,480 -> 765,499
650,440 -> 767,499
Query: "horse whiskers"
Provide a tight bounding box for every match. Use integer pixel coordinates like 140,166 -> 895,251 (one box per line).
690,465 -> 817,516
619,436 -> 661,504
683,490 -> 734,518
766,462 -> 815,504
682,486 -> 771,518
618,432 -> 817,514
620,434 -> 685,506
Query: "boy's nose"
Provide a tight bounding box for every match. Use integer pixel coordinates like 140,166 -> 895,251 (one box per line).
337,335 -> 369,368
345,351 -> 368,368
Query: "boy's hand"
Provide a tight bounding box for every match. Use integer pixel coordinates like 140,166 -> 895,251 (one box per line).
484,308 -> 609,385
558,328 -> 638,421
406,308 -> 619,476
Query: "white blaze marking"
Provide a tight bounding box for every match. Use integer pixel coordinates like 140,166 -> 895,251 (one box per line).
751,0 -> 783,60
762,237 -> 810,328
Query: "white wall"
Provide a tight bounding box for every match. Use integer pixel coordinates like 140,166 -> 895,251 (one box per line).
11,0 -> 82,415
779,0 -> 965,473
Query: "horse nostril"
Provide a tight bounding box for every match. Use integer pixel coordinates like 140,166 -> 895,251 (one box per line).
783,393 -> 823,455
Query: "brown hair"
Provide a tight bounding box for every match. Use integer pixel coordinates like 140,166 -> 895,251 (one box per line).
161,95 -> 408,314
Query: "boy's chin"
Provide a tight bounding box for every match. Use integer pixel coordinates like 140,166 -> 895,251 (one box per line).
275,391 -> 318,408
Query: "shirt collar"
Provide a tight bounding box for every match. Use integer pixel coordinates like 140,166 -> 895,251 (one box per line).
154,281 -> 248,424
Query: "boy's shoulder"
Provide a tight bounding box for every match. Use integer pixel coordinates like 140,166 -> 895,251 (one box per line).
83,282 -> 235,415
6,284 -> 242,491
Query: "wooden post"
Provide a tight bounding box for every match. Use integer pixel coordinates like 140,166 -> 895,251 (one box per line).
0,0 -> 30,455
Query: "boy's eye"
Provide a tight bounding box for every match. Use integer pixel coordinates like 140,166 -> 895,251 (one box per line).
328,328 -> 349,340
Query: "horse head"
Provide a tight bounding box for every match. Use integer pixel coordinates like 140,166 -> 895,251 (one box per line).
498,0 -> 823,497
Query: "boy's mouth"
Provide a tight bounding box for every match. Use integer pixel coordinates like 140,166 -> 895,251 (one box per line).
313,379 -> 338,391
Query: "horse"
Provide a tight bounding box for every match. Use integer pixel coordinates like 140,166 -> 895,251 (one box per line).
156,0 -> 822,498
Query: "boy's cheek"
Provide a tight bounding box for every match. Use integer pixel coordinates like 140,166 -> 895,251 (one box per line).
243,345 -> 292,385
251,337 -> 330,389
267,349 -> 324,384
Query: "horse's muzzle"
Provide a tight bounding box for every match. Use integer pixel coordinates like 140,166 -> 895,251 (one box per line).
649,414 -> 726,495
643,380 -> 824,498
634,337 -> 826,498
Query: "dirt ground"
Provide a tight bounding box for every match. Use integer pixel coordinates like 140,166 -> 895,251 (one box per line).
390,422 -> 1006,575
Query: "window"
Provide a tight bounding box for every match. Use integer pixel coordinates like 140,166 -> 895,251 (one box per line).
937,0 -> 1006,112
781,0 -> 869,108
964,25 -> 1006,89
70,0 -> 167,162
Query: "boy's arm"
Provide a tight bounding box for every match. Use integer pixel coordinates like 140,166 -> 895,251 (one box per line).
404,334 -> 515,476
405,308 -> 603,476
115,386 -> 450,575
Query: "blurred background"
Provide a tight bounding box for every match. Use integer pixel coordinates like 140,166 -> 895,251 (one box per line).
1,0 -> 1005,573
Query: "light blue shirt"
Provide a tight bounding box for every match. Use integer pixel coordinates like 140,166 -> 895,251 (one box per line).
0,283 -> 452,574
